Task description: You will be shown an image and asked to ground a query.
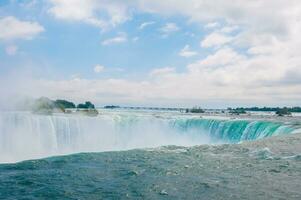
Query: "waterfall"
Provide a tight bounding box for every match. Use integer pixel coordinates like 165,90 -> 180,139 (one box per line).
0,111 -> 297,163
172,118 -> 295,143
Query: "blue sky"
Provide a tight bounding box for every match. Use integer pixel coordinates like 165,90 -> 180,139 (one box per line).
1,0 -> 301,108
0,1 -> 205,79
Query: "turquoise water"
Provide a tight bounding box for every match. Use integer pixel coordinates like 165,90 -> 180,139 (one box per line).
1,143 -> 301,199
0,110 -> 301,199
172,118 -> 295,142
0,111 -> 298,163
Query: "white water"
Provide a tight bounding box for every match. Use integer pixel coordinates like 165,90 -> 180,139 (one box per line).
1,110 -> 298,163
0,111 -> 210,163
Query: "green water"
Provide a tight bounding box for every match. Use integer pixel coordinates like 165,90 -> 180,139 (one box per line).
172,118 -> 295,142
1,141 -> 301,199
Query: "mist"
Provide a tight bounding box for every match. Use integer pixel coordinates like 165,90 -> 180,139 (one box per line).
0,111 -> 211,163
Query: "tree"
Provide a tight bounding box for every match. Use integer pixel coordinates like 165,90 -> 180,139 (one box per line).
55,99 -> 76,109
77,103 -> 88,109
31,97 -> 98,116
104,105 -> 120,109
229,108 -> 246,115
276,107 -> 292,116
32,97 -> 57,114
186,107 -> 205,113
77,102 -> 95,109
85,101 -> 95,109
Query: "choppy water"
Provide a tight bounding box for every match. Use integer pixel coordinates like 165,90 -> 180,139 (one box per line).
0,110 -> 301,199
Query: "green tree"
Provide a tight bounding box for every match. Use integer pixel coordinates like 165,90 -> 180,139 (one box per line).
276,107 -> 292,116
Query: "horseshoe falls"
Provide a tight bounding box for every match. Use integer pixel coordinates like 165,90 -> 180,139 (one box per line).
0,111 -> 297,163
1,110 -> 301,199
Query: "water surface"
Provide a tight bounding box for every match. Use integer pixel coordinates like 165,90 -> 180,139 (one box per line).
0,110 -> 301,199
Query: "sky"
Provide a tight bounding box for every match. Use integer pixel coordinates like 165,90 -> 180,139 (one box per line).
0,0 -> 301,108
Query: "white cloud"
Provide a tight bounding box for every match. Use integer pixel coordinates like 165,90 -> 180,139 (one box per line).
8,47 -> 301,107
0,16 -> 44,41
94,65 -> 105,73
205,22 -> 219,29
70,74 -> 81,79
102,33 -> 127,45
179,45 -> 198,58
46,0 -> 301,44
48,0 -> 130,30
150,67 -> 175,77
4,1 -> 301,106
201,32 -> 233,48
5,45 -> 18,56
15,57 -> 301,107
48,0 -> 95,21
220,26 -> 239,33
188,47 -> 245,71
138,21 -> 155,30
159,23 -> 180,36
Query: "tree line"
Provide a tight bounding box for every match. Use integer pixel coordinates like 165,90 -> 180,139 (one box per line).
32,97 -> 98,116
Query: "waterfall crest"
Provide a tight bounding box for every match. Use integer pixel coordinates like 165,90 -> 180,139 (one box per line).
0,111 -> 297,163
